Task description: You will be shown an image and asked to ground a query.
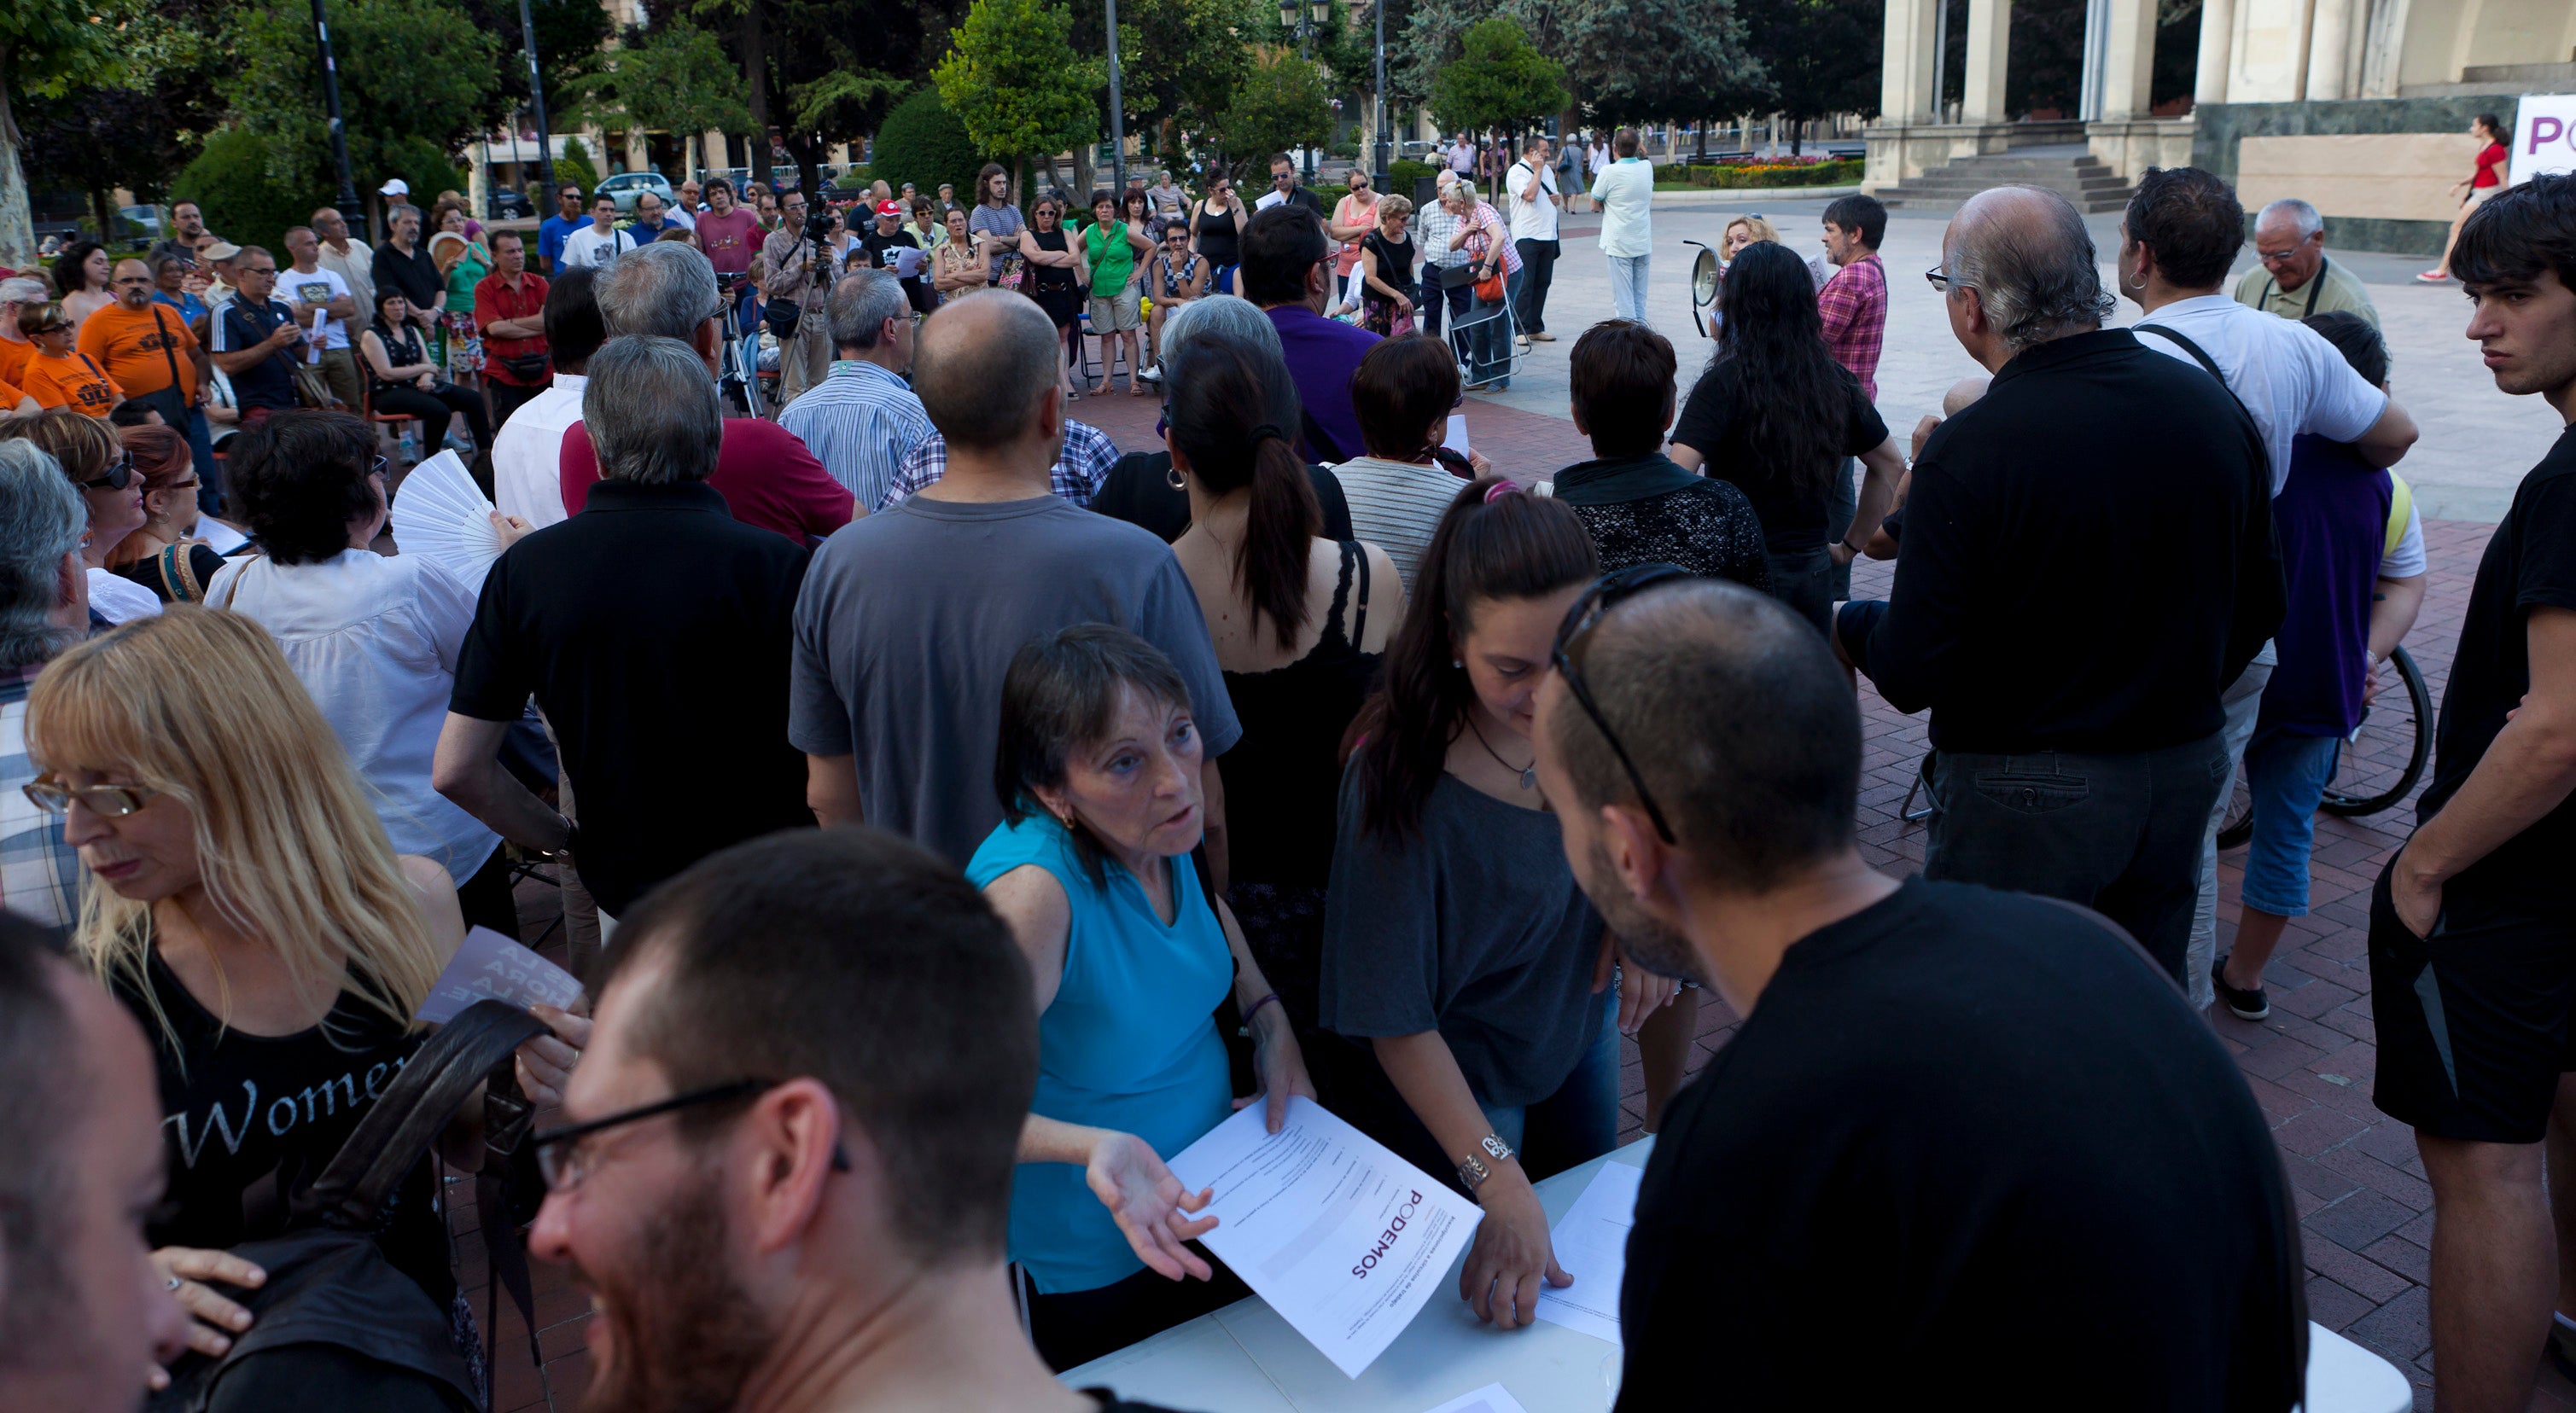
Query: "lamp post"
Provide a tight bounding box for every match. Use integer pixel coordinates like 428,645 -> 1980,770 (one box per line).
309,0 -> 363,236
1371,0 -> 1389,195
516,0 -> 559,201
1104,0 -> 1128,192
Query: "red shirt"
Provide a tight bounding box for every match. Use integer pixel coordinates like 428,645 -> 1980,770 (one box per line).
696,209 -> 767,277
473,270 -> 551,386
2473,141 -> 2508,189
1816,253 -> 1889,402
560,416 -> 852,543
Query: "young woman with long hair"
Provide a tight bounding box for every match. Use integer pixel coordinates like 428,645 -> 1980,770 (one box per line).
24,607 -> 581,1369
1667,240 -> 1903,634
1321,481 -> 1676,1331
1164,303 -> 1403,1062
1017,195 -> 1089,398
102,422 -> 227,604
53,239 -> 117,331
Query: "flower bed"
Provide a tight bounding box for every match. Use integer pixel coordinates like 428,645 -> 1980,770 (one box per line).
1667,158 -> 1862,189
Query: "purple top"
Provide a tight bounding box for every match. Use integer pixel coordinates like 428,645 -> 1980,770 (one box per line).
1265,304 -> 1380,464
2258,434 -> 2392,738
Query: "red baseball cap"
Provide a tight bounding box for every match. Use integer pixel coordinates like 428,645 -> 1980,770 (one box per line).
874,200 -> 904,218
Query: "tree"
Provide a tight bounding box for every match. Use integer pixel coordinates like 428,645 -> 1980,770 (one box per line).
1217,46 -> 1331,179
219,0 -> 504,194
1084,0 -> 1253,165
557,135 -> 600,195
565,17 -> 757,166
934,0 -> 1103,201
1,0 -> 154,267
1737,0 -> 1877,142
871,86 -> 984,205
171,126 -> 326,255
1517,0 -> 1763,128
1428,16 -> 1566,138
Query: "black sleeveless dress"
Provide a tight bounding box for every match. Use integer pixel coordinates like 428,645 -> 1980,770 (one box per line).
1217,542 -> 1379,1040
1028,228 -> 1083,329
1193,203 -> 1240,268
117,945 -> 451,1310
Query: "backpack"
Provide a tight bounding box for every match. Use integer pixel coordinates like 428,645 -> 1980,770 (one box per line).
147,1000 -> 551,1413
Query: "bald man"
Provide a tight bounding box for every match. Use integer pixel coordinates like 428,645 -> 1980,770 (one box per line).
0,919 -> 191,1410
790,289 -> 1242,869
1835,186 -> 2282,979
2235,198 -> 2380,328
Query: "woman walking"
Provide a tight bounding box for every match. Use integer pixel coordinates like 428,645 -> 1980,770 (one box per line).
2420,113 -> 2511,283
1667,241 -> 1904,635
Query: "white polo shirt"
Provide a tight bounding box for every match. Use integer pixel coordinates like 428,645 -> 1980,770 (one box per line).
1590,159 -> 1655,259
1505,160 -> 1559,241
2129,294 -> 2389,496
492,371 -> 586,529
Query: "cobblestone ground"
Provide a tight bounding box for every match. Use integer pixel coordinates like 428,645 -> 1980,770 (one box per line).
461,317 -> 2568,1413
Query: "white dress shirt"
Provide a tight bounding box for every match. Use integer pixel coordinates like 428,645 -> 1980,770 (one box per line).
1590,159 -> 1655,259
2130,294 -> 2390,496
206,550 -> 501,884
493,371 -> 586,528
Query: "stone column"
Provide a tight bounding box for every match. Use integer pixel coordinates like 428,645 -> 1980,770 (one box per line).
1880,0 -> 1942,125
1962,0 -> 2013,124
2304,0 -> 2358,99
2194,0 -> 2236,104
2097,0 -> 2162,120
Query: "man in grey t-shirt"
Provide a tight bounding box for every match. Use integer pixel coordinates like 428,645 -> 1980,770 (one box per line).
790,291 -> 1239,866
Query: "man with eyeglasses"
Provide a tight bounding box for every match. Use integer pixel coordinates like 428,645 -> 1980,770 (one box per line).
761,190 -> 833,408
2234,197 -> 2380,328
77,259 -> 219,504
206,247 -> 306,433
525,829 -> 1192,1413
1833,185 -> 2282,979
1531,572 -> 2304,1407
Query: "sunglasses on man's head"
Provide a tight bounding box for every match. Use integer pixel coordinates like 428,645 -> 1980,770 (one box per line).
1550,563 -> 1700,844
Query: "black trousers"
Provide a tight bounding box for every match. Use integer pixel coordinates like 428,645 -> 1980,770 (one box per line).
455,843 -> 522,939
1513,237 -> 1559,334
488,375 -> 551,431
1418,269 -> 1447,338
374,382 -> 496,495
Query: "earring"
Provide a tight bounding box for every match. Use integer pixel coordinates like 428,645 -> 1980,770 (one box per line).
1453,660 -> 1464,669
1166,463 -> 1186,491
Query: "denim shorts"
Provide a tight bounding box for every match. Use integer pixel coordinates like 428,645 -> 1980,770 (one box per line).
2239,726 -> 2343,918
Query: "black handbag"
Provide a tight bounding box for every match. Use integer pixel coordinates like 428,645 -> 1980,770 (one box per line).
1437,262 -> 1480,289
145,1001 -> 550,1413
130,305 -> 195,426
766,236 -> 810,337
494,351 -> 550,382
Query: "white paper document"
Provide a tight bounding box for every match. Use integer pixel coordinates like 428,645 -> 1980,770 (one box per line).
1167,1096 -> 1482,1379
1442,413 -> 1471,456
1534,1160 -> 1642,1343
1416,1383 -> 1531,1413
414,925 -> 583,1024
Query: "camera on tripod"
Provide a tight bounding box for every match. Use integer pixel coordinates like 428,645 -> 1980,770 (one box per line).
803,206 -> 839,243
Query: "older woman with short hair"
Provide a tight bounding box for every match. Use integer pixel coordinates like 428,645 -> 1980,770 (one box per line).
0,410 -> 155,623
206,410 -> 523,934
971,623 -> 1312,1373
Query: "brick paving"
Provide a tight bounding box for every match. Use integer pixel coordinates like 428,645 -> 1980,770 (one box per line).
458,390 -> 2567,1412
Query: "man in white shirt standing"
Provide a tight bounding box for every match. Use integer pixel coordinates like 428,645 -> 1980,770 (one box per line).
671,179 -> 702,230
562,193 -> 638,270
1591,127 -> 1656,323
1505,136 -> 1562,344
278,224 -> 360,410
1449,134 -> 1477,177
2116,165 -> 2421,1011
307,206 -> 376,352
491,265 -> 605,530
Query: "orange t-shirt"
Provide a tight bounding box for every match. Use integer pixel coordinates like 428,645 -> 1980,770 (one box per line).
74,300 -> 198,403
18,348 -> 123,417
0,374 -> 25,410
0,335 -> 31,390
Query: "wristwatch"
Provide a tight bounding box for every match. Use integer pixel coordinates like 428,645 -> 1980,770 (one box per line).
1457,1133 -> 1515,1193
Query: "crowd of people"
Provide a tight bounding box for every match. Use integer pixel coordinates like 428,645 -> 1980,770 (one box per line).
0,131 -> 2573,1413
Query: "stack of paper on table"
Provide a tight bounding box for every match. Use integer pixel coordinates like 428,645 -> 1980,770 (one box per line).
1533,1160 -> 1641,1344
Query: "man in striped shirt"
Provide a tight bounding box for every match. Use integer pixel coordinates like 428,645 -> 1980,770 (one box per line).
778,270 -> 932,512
878,415 -> 1120,510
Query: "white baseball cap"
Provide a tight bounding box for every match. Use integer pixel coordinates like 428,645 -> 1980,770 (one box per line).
380,178 -> 411,196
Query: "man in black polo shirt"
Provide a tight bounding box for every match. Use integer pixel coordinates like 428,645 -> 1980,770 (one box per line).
1256,152 -> 1326,220
207,246 -> 306,424
2371,174 -> 2576,1410
432,334 -> 813,924
1534,576 -> 2304,1408
369,205 -> 441,336
1833,185 -> 2282,979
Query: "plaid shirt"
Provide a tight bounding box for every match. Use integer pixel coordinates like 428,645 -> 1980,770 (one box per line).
1816,253 -> 1888,400
878,417 -> 1120,510
0,664 -> 79,936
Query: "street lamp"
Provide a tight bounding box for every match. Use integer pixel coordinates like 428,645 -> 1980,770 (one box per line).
517,0 -> 559,200
308,0 -> 362,235
1105,0 -> 1128,192
1279,0 -> 1332,182
1371,0 -> 1389,196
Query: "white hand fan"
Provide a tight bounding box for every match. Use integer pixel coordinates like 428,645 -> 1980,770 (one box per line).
388,450 -> 504,596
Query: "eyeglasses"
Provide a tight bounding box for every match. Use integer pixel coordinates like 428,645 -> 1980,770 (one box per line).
1549,563 -> 1693,845
80,455 -> 135,491
1924,263 -> 1972,294
2257,247 -> 2301,263
530,1078 -> 851,1191
22,776 -> 161,817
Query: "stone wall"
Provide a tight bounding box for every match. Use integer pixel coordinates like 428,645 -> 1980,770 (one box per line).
2192,96 -> 2506,254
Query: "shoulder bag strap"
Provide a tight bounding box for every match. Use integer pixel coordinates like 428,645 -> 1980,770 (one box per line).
2303,258 -> 2326,318
2131,322 -> 2258,424
149,305 -> 185,400
1349,538 -> 1371,647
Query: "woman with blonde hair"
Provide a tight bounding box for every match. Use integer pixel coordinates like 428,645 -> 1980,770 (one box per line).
24,606 -> 582,1368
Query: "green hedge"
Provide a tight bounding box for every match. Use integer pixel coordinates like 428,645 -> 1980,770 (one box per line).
1387,158 -> 1441,196
1666,158 -> 1862,189
172,128 -> 324,258
871,89 -> 986,208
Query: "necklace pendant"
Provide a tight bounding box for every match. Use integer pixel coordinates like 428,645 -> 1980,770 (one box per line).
1521,766 -> 1538,790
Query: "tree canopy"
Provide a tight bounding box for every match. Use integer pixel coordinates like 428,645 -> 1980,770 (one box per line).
1427,16 -> 1566,137
219,0 -> 503,192
934,0 -> 1102,198
1219,46 -> 1332,175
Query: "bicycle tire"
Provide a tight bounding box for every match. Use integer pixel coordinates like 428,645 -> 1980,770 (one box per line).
2321,643 -> 2432,817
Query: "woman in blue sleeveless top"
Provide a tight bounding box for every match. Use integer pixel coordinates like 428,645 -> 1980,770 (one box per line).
969,624 -> 1313,1372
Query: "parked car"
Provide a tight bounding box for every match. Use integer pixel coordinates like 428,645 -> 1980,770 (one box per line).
114,206 -> 162,243
597,170 -> 677,213
1397,140 -> 1442,161
487,185 -> 536,219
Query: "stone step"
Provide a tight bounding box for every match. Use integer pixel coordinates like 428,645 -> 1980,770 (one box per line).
1874,145 -> 2133,214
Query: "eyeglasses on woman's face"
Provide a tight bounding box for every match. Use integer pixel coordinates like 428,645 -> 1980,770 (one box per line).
22,776 -> 161,818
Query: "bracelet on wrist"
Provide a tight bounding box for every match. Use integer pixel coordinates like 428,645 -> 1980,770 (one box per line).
1240,991 -> 1283,1029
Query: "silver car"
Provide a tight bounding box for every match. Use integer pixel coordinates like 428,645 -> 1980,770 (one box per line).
597,171 -> 677,214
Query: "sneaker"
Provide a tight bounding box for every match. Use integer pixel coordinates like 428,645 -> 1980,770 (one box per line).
1530,331 -> 1557,342
2415,270 -> 2451,282
2211,954 -> 2270,1021
1137,363 -> 1162,384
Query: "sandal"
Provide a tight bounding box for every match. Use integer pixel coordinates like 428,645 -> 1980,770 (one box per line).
1130,380 -> 1153,397
1090,380 -> 1111,396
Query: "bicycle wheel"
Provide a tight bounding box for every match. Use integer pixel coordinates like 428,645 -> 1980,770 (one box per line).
2321,643 -> 2432,818
2216,763 -> 2254,850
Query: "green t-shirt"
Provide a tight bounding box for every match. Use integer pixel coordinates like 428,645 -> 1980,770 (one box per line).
1083,221 -> 1135,297
2232,256 -> 2379,329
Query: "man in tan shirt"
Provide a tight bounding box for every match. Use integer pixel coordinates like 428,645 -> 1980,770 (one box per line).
760,190 -> 832,410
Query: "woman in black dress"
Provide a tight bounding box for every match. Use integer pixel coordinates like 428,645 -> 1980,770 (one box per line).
1190,176 -> 1245,299
1016,195 -> 1090,400
1163,304 -> 1404,1086
26,608 -> 584,1376
1357,195 -> 1418,336
1665,241 -> 1903,635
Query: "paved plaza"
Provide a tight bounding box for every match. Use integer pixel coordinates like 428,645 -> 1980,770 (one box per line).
462,199 -> 2574,1411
